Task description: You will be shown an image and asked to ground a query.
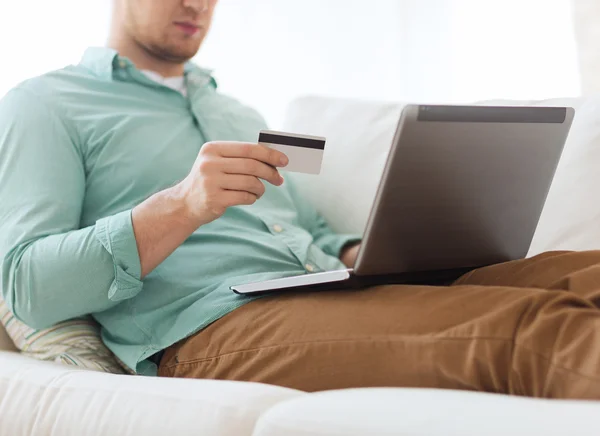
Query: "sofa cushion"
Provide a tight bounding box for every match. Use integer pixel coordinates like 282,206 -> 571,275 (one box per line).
253,388 -> 600,436
526,97 -> 600,254
0,318 -> 16,352
0,351 -> 303,436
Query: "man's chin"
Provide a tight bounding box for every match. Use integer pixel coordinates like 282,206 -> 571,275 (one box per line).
150,42 -> 202,65
163,49 -> 200,64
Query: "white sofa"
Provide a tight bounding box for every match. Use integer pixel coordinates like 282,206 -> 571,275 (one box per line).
2,96 -> 600,436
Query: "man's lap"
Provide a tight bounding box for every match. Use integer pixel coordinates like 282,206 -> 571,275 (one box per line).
158,251 -> 600,398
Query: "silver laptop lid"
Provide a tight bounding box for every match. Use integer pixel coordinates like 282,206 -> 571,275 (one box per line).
354,104 -> 575,276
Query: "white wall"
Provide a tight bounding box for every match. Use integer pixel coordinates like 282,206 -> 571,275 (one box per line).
198,0 -> 409,127
0,1 -> 110,97
0,0 -> 581,128
200,0 -> 581,127
446,0 -> 581,102
571,0 -> 600,94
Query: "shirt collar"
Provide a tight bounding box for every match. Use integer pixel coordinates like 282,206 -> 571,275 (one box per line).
79,47 -> 217,88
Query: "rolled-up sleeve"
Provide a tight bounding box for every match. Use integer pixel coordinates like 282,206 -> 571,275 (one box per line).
95,210 -> 143,302
0,87 -> 142,329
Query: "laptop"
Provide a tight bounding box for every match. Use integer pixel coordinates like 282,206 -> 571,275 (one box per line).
231,104 -> 575,296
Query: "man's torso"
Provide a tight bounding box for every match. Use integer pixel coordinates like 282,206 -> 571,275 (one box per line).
6,48 -> 346,374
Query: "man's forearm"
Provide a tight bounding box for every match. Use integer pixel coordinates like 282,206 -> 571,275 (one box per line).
132,140 -> 289,278
133,182 -> 362,276
132,184 -> 201,278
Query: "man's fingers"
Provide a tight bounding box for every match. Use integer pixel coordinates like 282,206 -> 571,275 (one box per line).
219,175 -> 266,198
213,142 -> 289,168
220,190 -> 258,208
222,158 -> 284,186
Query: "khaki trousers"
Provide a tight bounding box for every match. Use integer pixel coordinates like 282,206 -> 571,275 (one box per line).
158,251 -> 600,399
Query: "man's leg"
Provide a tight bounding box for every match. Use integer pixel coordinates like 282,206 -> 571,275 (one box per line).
455,251 -> 600,304
159,252 -> 600,399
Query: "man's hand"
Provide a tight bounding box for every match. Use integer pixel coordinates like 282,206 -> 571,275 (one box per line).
132,141 -> 289,278
340,243 -> 361,268
179,141 -> 289,226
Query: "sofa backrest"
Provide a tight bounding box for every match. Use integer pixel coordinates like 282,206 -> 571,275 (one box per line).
283,95 -> 599,256
283,96 -> 404,235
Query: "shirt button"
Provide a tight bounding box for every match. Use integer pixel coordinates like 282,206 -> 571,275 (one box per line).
305,264 -> 315,273
273,224 -> 283,233
118,60 -> 127,69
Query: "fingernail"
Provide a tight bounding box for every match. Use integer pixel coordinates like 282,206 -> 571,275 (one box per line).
279,175 -> 285,184
280,156 -> 289,166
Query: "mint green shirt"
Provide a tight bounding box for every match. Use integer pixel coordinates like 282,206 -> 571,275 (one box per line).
0,48 -> 359,375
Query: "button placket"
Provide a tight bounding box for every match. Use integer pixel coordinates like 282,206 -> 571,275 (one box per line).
259,214 -> 315,270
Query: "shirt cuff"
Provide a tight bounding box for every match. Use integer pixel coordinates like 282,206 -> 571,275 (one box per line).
314,233 -> 362,259
95,209 -> 143,302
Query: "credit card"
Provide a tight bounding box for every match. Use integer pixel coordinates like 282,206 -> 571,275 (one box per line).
258,130 -> 326,175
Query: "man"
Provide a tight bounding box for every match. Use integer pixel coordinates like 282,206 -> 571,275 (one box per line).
0,0 -> 599,399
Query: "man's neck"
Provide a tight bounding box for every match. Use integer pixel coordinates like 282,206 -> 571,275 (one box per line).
107,35 -> 185,78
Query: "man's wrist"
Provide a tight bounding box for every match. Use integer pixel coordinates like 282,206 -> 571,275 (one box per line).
132,183 -> 205,240
167,181 -> 207,229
